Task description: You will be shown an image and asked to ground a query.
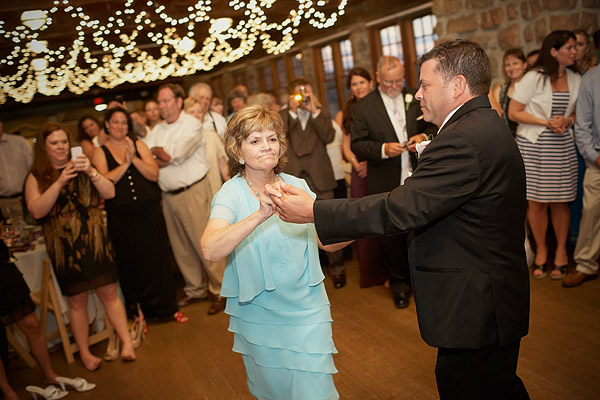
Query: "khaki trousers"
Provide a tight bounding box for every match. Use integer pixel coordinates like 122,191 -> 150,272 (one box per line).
161,178 -> 225,298
574,162 -> 600,275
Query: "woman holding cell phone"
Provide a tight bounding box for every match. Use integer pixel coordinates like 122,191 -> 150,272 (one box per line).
24,122 -> 135,371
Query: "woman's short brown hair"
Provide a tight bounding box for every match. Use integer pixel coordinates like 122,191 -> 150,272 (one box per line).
224,105 -> 287,176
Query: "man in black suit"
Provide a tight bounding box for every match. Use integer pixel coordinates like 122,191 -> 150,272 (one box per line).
351,56 -> 437,309
268,40 -> 530,399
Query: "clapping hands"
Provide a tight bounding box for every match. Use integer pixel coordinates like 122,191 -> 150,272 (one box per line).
124,137 -> 136,164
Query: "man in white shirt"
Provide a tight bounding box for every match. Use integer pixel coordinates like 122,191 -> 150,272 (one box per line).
0,120 -> 33,223
188,82 -> 228,138
350,56 -> 436,309
563,65 -> 600,287
146,83 -> 226,314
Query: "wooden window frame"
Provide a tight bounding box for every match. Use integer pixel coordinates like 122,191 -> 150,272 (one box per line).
313,38 -> 349,113
369,10 -> 432,89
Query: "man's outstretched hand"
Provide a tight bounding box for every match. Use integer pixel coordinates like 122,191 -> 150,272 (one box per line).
265,181 -> 315,224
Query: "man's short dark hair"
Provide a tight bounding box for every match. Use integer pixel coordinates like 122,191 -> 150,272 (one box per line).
418,39 -> 492,96
287,77 -> 311,95
158,83 -> 186,106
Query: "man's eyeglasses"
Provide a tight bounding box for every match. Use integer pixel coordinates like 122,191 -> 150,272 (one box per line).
382,79 -> 403,87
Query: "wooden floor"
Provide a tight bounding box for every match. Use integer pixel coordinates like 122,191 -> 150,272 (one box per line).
6,253 -> 600,400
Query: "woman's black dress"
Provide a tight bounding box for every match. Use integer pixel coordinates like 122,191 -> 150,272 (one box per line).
0,240 -> 36,324
102,144 -> 177,319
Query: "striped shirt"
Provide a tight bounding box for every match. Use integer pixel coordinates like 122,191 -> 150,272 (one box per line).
0,133 -> 33,196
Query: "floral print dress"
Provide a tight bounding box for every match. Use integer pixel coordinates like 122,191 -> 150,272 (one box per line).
42,173 -> 118,296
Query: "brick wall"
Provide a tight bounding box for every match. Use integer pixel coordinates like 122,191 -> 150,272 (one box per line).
433,0 -> 600,82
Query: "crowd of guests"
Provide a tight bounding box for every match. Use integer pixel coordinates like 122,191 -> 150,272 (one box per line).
0,27 -> 599,399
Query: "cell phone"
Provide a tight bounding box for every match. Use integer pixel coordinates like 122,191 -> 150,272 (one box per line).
71,146 -> 83,159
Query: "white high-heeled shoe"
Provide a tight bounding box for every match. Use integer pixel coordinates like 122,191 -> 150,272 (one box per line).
25,385 -> 68,400
55,376 -> 96,392
130,317 -> 146,349
104,329 -> 120,361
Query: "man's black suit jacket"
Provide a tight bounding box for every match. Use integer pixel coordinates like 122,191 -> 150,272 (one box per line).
315,96 -> 530,349
350,87 -> 437,194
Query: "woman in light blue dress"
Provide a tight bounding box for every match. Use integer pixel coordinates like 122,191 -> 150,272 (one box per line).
201,105 -> 348,400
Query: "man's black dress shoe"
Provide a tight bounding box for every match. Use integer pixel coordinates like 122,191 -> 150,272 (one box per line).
394,291 -> 410,309
332,274 -> 346,289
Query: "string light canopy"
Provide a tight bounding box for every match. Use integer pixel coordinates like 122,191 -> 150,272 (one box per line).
0,0 -> 348,104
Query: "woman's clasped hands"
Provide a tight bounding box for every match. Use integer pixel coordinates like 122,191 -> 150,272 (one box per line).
547,115 -> 568,134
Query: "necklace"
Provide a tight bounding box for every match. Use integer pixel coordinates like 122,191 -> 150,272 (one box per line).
244,173 -> 280,198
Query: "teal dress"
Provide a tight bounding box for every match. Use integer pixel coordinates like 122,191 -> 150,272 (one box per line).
210,173 -> 339,400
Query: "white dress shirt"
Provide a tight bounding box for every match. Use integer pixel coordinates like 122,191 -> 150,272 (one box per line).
145,111 -> 209,192
0,133 -> 33,196
379,87 -> 411,185
287,108 -> 322,130
202,111 -> 228,138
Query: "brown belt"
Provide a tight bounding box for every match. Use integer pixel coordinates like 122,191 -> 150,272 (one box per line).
165,176 -> 205,195
0,193 -> 22,199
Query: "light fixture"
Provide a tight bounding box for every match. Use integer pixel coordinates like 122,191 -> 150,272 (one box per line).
0,0 -> 349,104
21,10 -> 48,30
27,40 -> 48,53
31,58 -> 48,71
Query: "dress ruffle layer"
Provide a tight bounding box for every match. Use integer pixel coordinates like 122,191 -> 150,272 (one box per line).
243,355 -> 339,400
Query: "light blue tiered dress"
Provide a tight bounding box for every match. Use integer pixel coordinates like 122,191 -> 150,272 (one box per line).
209,173 -> 339,400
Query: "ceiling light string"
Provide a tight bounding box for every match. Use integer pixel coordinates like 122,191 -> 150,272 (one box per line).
0,0 -> 348,104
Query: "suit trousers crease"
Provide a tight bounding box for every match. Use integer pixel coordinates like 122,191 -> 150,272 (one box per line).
574,162 -> 600,275
435,341 -> 529,400
161,178 -> 226,298
380,234 -> 411,294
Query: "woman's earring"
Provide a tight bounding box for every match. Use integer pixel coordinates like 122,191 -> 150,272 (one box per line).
240,158 -> 245,165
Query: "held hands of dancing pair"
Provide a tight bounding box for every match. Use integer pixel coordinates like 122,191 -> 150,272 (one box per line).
262,181 -> 315,224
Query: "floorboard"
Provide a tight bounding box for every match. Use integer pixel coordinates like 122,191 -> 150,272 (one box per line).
5,250 -> 600,399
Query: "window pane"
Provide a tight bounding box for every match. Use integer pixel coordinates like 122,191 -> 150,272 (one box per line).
413,14 -> 438,58
320,44 -> 339,116
340,39 -> 354,72
379,25 -> 403,63
339,38 -> 354,101
263,65 -> 273,91
292,53 -> 304,78
276,59 -> 287,91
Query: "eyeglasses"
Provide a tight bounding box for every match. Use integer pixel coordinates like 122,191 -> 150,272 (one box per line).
157,97 -> 175,105
382,79 -> 403,87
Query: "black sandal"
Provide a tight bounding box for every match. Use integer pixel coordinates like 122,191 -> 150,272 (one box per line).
532,264 -> 546,279
551,265 -> 567,280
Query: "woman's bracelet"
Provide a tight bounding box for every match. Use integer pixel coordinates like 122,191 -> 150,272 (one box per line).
89,168 -> 101,182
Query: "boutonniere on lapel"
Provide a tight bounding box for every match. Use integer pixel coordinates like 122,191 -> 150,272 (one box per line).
415,134 -> 434,158
404,93 -> 414,111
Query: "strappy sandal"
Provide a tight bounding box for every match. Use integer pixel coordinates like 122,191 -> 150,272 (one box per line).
55,376 -> 96,392
532,264 -> 546,279
173,311 -> 189,323
25,385 -> 68,400
551,265 -> 567,280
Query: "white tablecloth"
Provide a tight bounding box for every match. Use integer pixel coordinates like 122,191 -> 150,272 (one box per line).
14,243 -> 108,327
